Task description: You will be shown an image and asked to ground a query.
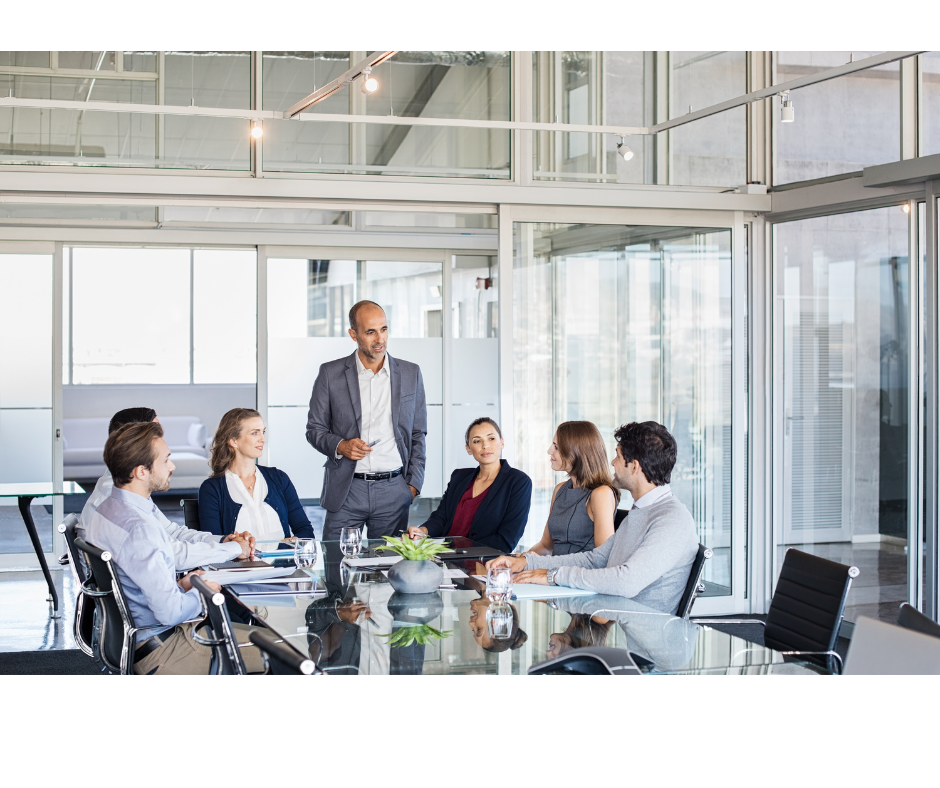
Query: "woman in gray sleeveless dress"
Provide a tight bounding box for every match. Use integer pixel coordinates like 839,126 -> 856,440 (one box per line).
523,421 -> 620,556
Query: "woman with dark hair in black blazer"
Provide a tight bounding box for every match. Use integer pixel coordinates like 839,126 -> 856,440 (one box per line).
405,417 -> 532,553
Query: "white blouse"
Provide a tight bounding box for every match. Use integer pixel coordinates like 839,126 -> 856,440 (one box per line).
224,469 -> 285,541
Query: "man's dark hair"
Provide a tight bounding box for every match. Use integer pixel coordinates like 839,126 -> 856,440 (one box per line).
104,422 -> 164,486
108,407 -> 157,435
613,421 -> 677,486
348,300 -> 384,331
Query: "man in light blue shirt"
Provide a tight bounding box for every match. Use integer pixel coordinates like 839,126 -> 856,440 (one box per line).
78,406 -> 253,571
85,421 -> 263,674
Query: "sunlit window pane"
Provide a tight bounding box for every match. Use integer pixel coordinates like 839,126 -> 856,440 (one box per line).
193,249 -> 257,383
71,247 -> 190,384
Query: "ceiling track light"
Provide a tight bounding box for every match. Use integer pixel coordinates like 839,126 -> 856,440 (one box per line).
780,92 -> 794,123
361,67 -> 379,95
617,135 -> 634,161
250,119 -> 263,139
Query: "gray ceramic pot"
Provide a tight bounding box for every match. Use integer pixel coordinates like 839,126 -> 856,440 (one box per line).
387,559 -> 443,595
387,592 -> 444,624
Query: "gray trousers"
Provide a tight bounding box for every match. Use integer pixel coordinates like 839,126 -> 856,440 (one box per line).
323,474 -> 413,541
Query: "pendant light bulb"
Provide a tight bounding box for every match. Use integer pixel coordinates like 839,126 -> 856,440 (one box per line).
250,119 -> 263,139
780,93 -> 794,123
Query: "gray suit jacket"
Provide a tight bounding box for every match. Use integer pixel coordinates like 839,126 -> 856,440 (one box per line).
306,351 -> 427,513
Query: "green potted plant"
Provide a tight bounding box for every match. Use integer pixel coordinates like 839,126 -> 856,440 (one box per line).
375,535 -> 450,594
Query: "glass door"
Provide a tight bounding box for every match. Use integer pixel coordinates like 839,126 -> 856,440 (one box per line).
512,221 -> 738,603
773,206 -> 912,622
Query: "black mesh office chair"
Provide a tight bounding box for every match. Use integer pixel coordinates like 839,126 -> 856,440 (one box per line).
694,548 -> 858,673
190,575 -> 247,675
614,509 -> 628,531
58,515 -> 95,659
73,536 -> 145,675
675,544 -> 712,619
180,499 -> 201,531
249,629 -> 319,675
897,602 -> 940,640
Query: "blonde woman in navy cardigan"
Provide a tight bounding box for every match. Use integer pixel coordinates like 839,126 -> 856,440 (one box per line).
198,408 -> 314,541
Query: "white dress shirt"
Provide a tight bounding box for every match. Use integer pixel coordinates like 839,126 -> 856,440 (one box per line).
631,483 -> 672,510
78,472 -> 240,570
351,351 -> 404,474
225,469 -> 285,541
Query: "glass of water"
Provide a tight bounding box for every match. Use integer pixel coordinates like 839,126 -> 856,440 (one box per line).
340,526 -> 363,558
486,565 -> 512,603
294,538 -> 318,574
486,602 -> 514,640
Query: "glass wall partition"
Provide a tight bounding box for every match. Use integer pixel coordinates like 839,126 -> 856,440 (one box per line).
262,51 -> 510,178
266,256 -> 445,528
0,50 -> 250,169
0,251 -> 54,557
774,52 -> 900,184
531,51 -> 746,187
513,222 -> 734,594
773,206 -> 911,622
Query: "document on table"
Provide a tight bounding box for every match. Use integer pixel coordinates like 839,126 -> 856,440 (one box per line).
343,555 -> 403,567
199,566 -> 300,585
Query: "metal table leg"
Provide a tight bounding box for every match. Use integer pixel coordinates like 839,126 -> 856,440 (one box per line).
17,495 -> 59,618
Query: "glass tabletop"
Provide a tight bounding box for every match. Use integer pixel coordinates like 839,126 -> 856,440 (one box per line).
0,481 -> 85,498
226,539 -> 829,676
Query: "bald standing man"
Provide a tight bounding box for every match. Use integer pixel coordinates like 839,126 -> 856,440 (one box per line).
306,300 -> 427,541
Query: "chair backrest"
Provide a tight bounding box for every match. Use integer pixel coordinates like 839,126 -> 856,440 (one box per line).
764,548 -> 858,657
249,629 -> 318,675
190,575 -> 246,675
58,514 -> 85,584
73,536 -> 138,674
844,616 -> 940,675
180,498 -> 201,531
58,515 -> 95,658
897,602 -> 940,640
614,509 -> 628,532
675,544 -> 712,618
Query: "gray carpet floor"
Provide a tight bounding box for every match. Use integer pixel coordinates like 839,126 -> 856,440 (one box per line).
0,649 -> 104,675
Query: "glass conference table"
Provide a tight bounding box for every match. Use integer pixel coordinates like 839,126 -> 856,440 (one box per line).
0,481 -> 85,619
224,539 -> 828,676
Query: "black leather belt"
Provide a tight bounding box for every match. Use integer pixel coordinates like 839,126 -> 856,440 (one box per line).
135,628 -> 175,661
353,468 -> 403,481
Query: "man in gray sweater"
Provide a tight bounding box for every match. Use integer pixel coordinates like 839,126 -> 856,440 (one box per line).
487,421 -> 698,614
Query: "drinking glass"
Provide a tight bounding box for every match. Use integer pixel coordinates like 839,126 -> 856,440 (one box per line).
340,526 -> 363,557
486,565 -> 512,603
294,538 -> 318,574
486,602 -> 514,640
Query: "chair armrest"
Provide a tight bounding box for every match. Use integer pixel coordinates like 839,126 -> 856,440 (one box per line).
80,578 -> 110,598
691,618 -> 767,627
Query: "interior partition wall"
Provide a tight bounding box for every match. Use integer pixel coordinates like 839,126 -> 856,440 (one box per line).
0,242 -> 57,567
261,244 -> 500,535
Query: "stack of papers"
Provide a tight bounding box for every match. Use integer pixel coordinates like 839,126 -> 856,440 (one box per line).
200,566 -> 301,586
343,555 -> 403,568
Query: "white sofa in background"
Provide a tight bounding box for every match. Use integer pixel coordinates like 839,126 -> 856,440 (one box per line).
63,416 -> 212,489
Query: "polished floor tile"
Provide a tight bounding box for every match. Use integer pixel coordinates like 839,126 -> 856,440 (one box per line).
0,569 -> 77,652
